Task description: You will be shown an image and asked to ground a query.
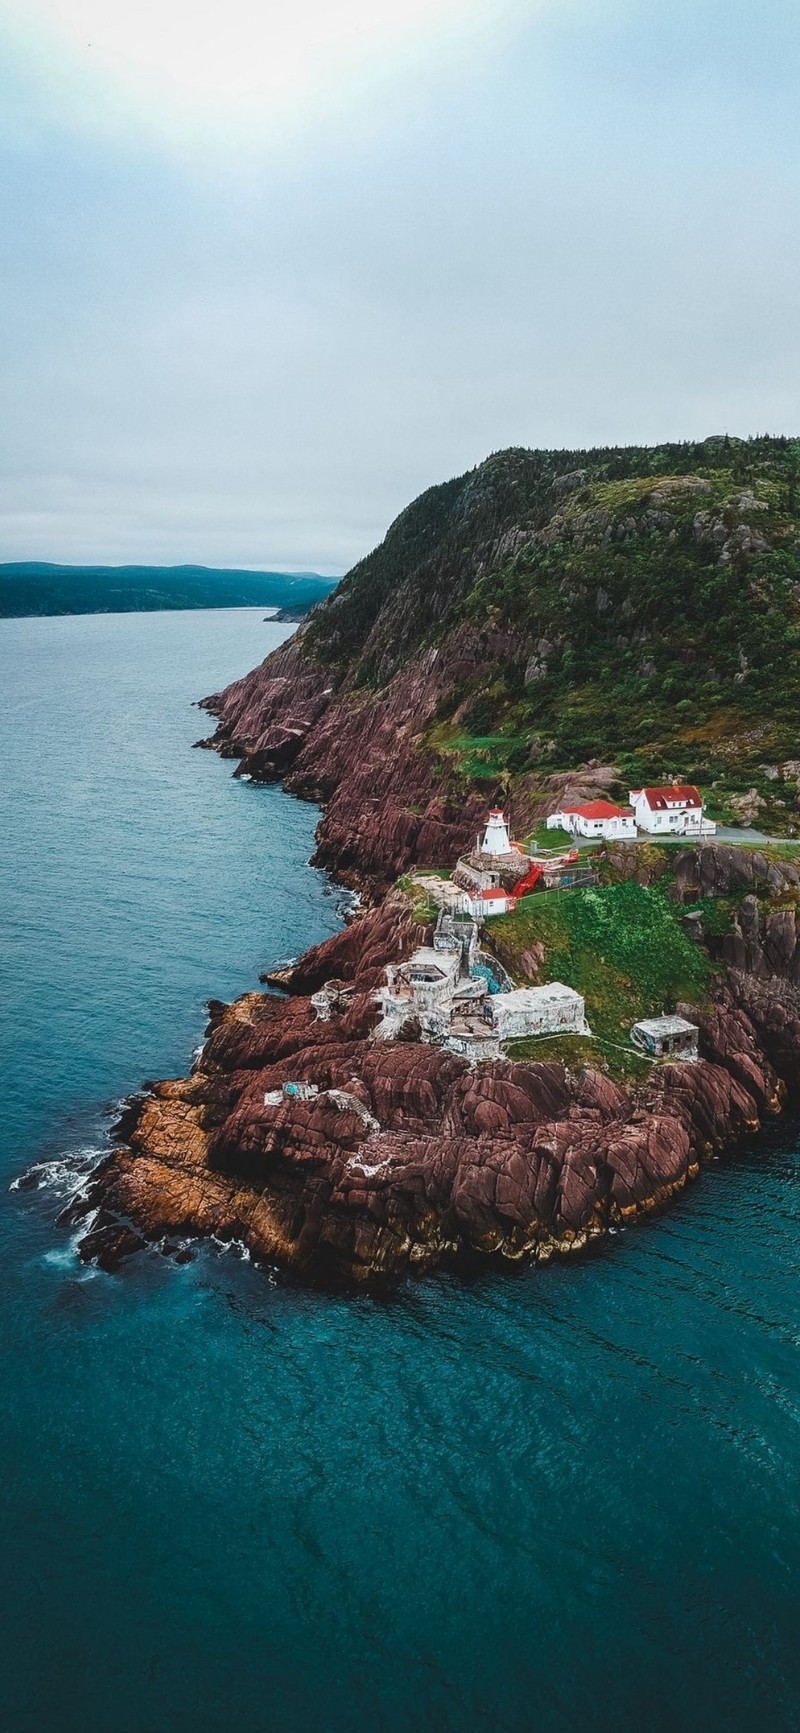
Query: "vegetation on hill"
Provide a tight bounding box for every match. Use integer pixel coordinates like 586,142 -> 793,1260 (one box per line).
303,434 -> 800,830
488,878 -> 713,1082
0,563 -> 338,619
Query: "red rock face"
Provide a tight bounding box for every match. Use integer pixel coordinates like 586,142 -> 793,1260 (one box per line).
76,618 -> 800,1286
198,628 -> 627,889
72,890 -> 796,1286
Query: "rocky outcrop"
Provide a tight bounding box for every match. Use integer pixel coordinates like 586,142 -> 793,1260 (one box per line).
198,628 -> 506,888
672,844 -> 800,900
263,894 -> 430,996
198,629 -> 628,891
68,875 -> 800,1286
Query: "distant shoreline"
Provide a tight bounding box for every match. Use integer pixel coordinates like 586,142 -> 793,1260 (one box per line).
0,561 -> 340,620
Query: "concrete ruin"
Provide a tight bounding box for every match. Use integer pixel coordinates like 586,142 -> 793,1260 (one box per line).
374,909 -> 588,1060
310,981 -> 355,1021
263,1081 -> 321,1105
263,1081 -> 381,1132
630,1015 -> 699,1060
489,984 -> 588,1041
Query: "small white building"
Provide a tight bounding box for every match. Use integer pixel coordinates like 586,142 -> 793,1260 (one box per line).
629,784 -> 715,837
630,1015 -> 699,1059
479,809 -> 514,855
548,800 -> 636,840
461,886 -> 513,919
490,982 -> 587,1040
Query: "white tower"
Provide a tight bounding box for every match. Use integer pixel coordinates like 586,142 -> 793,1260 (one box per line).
480,809 -> 513,856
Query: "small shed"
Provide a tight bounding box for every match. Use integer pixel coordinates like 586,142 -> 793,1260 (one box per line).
459,886 -> 512,919
630,1015 -> 699,1059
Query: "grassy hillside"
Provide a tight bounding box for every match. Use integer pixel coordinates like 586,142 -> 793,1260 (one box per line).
488,879 -> 712,1082
303,434 -> 800,828
0,563 -> 338,619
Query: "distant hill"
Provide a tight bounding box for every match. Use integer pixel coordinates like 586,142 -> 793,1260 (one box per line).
0,562 -> 339,619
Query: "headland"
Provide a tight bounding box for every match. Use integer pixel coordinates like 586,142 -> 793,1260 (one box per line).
67,439 -> 800,1284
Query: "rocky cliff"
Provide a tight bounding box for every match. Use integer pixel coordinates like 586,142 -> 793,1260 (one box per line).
68,853 -> 800,1286
61,438 -> 800,1284
199,623 -> 626,890
198,437 -> 800,889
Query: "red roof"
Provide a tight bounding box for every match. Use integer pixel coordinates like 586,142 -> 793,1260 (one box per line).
570,800 -> 632,820
481,888 -> 509,901
641,785 -> 701,810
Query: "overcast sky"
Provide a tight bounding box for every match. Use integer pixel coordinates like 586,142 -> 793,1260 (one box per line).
1,0 -> 798,572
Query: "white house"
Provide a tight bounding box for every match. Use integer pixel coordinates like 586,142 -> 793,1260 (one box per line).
629,784 -> 715,837
460,886 -> 513,919
547,800 -> 636,840
479,809 -> 514,855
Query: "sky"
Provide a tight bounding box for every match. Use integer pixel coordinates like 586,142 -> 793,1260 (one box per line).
1,0 -> 799,573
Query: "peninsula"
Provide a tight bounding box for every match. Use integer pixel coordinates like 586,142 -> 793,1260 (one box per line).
68,436 -> 800,1283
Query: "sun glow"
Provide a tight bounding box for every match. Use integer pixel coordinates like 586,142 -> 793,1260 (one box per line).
5,0 -> 495,138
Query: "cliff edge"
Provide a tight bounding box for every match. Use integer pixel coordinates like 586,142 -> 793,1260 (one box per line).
55,438 -> 800,1283
198,437 -> 800,889
67,849 -> 800,1285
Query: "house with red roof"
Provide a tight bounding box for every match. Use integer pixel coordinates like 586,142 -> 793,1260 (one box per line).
546,799 -> 637,840
458,885 -> 514,918
628,783 -> 715,836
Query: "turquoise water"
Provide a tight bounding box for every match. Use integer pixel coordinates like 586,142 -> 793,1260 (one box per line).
2,610 -> 799,1732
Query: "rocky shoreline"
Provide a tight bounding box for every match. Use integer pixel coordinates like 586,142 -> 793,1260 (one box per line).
52,618 -> 800,1286
65,851 -> 800,1285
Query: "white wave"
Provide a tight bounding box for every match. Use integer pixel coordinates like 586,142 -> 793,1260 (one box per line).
42,1214 -> 100,1275
10,1146 -> 104,1200
208,1233 -> 253,1261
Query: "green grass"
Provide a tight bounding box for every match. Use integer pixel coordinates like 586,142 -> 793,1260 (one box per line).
489,881 -> 713,1081
426,721 -> 526,781
397,875 -> 439,925
527,820 -> 573,851
502,1031 -> 651,1080
761,841 -> 800,859
685,897 -> 738,938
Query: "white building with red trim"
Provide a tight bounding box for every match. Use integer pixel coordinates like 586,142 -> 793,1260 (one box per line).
629,784 -> 715,836
461,886 -> 513,918
547,800 -> 636,840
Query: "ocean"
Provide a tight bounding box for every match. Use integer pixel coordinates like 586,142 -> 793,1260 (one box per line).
1,608 -> 799,1733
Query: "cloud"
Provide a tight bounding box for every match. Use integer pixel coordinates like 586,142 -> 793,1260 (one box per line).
1,0 -> 524,149
1,0 -> 798,568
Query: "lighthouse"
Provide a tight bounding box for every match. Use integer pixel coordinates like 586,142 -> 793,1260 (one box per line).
479,809 -> 513,856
